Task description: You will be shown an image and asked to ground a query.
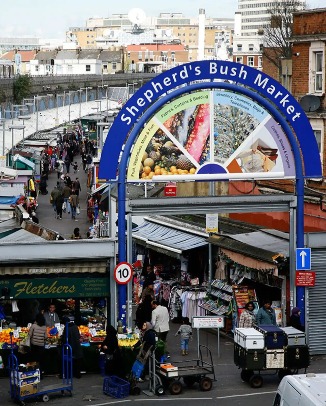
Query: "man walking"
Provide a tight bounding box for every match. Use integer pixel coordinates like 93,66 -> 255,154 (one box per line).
151,300 -> 170,343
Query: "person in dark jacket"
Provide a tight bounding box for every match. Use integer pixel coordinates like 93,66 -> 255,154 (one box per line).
289,307 -> 304,331
100,325 -> 123,377
143,265 -> 156,289
62,317 -> 83,378
256,300 -> 277,326
135,295 -> 153,325
55,193 -> 64,219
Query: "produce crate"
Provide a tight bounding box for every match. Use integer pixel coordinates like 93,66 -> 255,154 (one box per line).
103,375 -> 130,399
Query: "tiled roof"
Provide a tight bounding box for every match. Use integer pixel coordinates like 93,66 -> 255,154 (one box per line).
98,50 -> 121,62
56,49 -> 78,59
0,50 -> 37,62
78,49 -> 100,59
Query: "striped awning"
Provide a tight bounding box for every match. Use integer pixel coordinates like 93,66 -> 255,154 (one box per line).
0,261 -> 108,276
132,221 -> 208,257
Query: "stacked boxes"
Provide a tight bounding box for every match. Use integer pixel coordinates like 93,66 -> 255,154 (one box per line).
280,327 -> 310,369
11,369 -> 40,397
160,363 -> 179,378
234,325 -> 309,371
234,328 -> 265,370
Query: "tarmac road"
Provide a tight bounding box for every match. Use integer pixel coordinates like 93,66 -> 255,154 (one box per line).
2,323 -> 326,406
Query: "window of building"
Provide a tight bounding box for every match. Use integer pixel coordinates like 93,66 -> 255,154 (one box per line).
138,51 -> 142,60
249,43 -> 254,51
247,56 -> 254,67
86,65 -> 91,72
236,57 -> 243,64
237,44 -> 242,52
315,52 -> 323,92
314,129 -> 322,153
149,51 -> 154,60
309,42 -> 324,94
258,56 -> 262,68
112,62 -> 116,70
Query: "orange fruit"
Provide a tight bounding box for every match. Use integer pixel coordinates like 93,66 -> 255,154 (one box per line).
154,168 -> 161,175
190,168 -> 196,174
143,166 -> 151,175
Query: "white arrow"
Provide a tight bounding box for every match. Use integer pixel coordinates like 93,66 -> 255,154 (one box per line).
300,251 -> 307,268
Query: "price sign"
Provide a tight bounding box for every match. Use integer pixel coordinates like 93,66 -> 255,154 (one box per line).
114,262 -> 133,285
192,316 -> 224,329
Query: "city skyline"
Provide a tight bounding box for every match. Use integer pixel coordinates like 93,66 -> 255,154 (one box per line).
1,0 -> 325,40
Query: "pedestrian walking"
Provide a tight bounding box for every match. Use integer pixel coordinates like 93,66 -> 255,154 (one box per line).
62,183 -> 72,214
175,317 -> 192,356
238,301 -> 256,328
69,190 -> 79,220
55,193 -> 64,220
73,161 -> 79,173
72,178 -> 81,197
64,155 -> 71,173
256,299 -> 277,326
151,300 -> 170,343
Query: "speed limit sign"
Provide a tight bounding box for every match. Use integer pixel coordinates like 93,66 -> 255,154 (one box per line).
114,262 -> 133,285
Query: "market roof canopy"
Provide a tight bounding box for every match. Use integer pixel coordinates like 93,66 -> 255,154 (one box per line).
133,220 -> 208,257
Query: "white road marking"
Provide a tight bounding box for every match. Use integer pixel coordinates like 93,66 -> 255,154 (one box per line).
216,391 -> 276,399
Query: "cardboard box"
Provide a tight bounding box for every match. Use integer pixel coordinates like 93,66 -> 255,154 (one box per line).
13,369 -> 40,380
16,383 -> 38,397
160,363 -> 179,377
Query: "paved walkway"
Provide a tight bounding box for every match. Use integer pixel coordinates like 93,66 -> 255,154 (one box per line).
36,156 -> 92,240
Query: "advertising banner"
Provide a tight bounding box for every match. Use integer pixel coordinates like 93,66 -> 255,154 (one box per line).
126,90 -> 295,181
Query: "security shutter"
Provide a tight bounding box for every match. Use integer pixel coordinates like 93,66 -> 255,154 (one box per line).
307,249 -> 326,354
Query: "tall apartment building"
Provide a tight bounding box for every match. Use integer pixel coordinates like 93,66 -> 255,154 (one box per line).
233,0 -> 306,69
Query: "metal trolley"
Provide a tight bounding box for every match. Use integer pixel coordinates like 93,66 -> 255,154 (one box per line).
149,344 -> 216,396
8,330 -> 73,405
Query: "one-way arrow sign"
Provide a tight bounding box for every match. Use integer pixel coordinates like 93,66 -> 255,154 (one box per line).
296,248 -> 311,270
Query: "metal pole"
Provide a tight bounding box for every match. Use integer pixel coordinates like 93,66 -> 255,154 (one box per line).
126,213 -> 133,331
11,128 -> 14,167
36,98 -> 39,133
197,328 -> 200,358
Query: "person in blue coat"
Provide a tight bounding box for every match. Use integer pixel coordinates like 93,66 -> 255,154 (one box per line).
256,300 -> 277,326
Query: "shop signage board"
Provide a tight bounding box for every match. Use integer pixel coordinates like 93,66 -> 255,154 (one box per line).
192,316 -> 224,329
206,214 -> 218,233
164,182 -> 177,197
0,277 -> 109,299
296,248 -> 311,270
114,262 -> 133,285
295,271 -> 316,287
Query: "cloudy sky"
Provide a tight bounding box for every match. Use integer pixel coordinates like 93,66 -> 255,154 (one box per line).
1,0 -> 324,39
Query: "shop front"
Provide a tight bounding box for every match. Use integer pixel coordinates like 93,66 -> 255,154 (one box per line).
208,231 -> 289,332
0,239 -> 116,374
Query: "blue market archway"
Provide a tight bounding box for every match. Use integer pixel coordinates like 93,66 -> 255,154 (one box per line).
99,61 -> 322,327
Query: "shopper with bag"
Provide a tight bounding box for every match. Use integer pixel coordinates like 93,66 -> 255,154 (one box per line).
28,313 -> 47,378
100,325 -> 123,377
69,190 -> 79,221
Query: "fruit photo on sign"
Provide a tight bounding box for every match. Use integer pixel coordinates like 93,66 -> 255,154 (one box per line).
139,128 -> 197,180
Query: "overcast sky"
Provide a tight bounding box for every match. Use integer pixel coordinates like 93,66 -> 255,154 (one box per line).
1,0 -> 325,39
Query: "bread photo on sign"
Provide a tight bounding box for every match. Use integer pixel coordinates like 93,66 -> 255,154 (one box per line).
236,140 -> 277,173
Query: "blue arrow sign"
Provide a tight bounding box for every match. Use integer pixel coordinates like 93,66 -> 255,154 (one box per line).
296,248 -> 311,270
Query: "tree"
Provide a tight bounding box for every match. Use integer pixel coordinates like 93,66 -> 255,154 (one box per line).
13,74 -> 32,104
263,0 -> 305,71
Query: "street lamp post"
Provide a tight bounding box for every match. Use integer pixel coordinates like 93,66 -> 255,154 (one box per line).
18,116 -> 31,148
0,118 -> 5,155
8,124 -> 25,167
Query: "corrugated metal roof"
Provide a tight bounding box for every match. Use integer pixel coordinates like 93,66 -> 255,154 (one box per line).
133,220 -> 208,254
0,228 -> 45,243
230,230 -> 289,256
0,239 -> 115,263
